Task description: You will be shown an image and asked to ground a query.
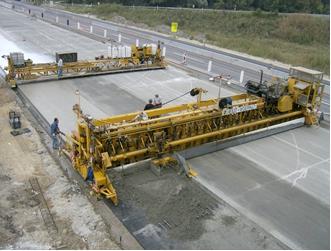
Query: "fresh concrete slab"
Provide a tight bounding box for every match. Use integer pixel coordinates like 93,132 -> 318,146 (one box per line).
231,126 -> 330,205
107,162 -> 286,249
189,126 -> 330,249
19,66 -> 234,134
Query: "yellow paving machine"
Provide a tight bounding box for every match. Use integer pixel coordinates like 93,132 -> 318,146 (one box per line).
3,41 -> 165,88
63,66 -> 324,205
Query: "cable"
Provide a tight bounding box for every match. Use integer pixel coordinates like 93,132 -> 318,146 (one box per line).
162,90 -> 191,106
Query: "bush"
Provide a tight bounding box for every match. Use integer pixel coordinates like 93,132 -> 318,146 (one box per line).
66,4 -> 330,73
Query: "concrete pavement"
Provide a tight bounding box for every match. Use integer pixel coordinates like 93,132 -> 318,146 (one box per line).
3,0 -> 330,85
189,125 -> 330,249
19,66 -> 234,134
3,0 -> 329,116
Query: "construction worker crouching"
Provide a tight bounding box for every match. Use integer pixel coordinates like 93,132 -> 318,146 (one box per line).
134,111 -> 148,122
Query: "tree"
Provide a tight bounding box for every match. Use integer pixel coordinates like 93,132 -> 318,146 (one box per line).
66,0 -> 330,13
213,0 -> 224,9
187,0 -> 208,8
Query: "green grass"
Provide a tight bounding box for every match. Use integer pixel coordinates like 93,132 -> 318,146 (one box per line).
65,4 -> 330,74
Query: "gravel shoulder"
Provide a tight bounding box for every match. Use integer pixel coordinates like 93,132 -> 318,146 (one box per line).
0,81 -> 120,249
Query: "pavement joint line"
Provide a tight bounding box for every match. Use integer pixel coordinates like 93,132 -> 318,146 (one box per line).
190,175 -> 292,249
194,174 -> 300,249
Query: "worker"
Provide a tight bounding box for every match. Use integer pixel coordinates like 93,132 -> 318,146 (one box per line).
50,118 -> 61,149
57,58 -> 63,78
182,52 -> 187,64
144,99 -> 155,111
86,165 -> 94,184
318,111 -> 324,124
134,111 -> 148,122
153,94 -> 162,108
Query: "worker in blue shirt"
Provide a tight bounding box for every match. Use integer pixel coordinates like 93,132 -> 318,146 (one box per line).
50,118 -> 62,149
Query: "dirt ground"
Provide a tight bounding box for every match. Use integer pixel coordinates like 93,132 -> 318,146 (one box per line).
108,163 -> 287,249
0,82 -> 120,249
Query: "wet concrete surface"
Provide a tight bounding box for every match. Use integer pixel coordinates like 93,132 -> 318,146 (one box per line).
0,5 -> 329,250
106,162 -> 286,249
18,66 -> 232,134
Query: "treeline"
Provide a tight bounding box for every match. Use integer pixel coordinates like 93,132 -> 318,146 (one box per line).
65,0 -> 330,14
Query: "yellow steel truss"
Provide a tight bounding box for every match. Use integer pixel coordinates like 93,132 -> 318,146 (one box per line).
65,90 -> 308,205
63,66 -> 324,205
5,43 -> 165,87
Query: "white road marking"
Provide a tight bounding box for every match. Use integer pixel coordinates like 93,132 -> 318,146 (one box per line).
283,158 -> 330,187
272,135 -> 325,161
